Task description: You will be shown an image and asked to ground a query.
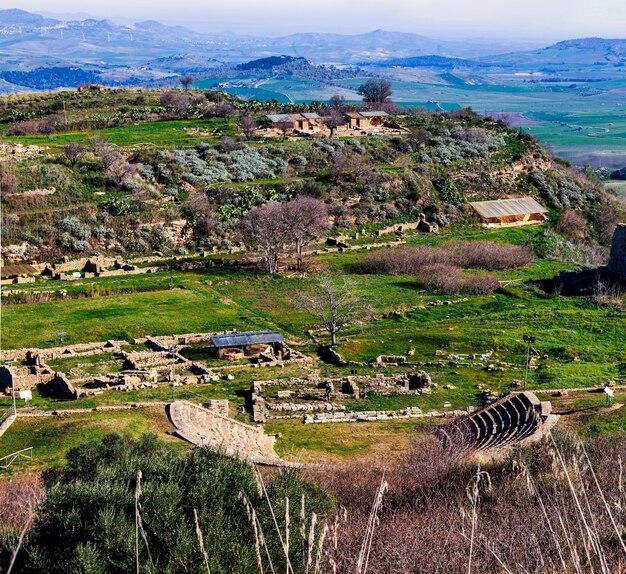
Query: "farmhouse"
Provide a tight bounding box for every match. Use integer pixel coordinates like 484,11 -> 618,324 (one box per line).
211,330 -> 285,360
345,110 -> 389,130
266,113 -> 322,133
469,197 -> 548,228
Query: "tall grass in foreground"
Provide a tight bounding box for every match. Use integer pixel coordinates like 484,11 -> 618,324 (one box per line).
309,431 -> 626,573
3,430 -> 626,573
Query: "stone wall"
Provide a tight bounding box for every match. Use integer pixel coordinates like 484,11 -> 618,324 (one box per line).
607,223 -> 626,280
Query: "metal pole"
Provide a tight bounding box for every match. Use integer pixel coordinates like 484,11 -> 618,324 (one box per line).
523,342 -> 530,392
11,382 -> 16,416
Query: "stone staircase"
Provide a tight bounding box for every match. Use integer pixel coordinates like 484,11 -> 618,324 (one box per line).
168,400 -> 287,466
434,391 -> 559,452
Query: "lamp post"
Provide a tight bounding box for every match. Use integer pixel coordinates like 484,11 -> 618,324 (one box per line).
522,335 -> 536,392
57,331 -> 67,345
169,344 -> 178,401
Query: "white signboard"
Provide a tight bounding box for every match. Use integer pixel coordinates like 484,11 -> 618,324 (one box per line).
18,390 -> 32,400
604,387 -> 614,397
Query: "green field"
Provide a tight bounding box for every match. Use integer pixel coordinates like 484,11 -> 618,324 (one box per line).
1,117 -> 238,150
0,407 -> 186,472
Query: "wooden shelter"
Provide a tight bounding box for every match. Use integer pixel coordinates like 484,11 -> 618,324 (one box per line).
0,264 -> 38,285
266,113 -> 322,133
345,110 -> 389,130
470,197 -> 548,228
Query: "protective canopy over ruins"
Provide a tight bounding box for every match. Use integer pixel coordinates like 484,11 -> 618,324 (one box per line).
470,197 -> 548,227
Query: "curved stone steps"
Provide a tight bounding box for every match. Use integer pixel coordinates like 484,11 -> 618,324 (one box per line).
434,391 -> 558,452
168,400 -> 293,466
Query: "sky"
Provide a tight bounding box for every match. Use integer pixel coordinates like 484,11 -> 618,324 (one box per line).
3,0 -> 626,41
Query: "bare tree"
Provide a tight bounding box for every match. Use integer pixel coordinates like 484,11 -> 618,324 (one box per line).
188,192 -> 219,240
239,202 -> 289,273
180,74 -> 194,91
298,275 -> 370,346
93,140 -> 135,184
160,91 -> 192,119
239,115 -> 258,140
214,102 -> 238,123
283,196 -> 330,270
321,110 -> 345,138
61,142 -> 85,167
358,78 -> 393,106
275,119 -> 294,140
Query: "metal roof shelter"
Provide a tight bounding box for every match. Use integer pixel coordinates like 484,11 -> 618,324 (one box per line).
359,111 -> 389,117
0,264 -> 38,279
211,331 -> 284,348
266,113 -> 297,123
470,197 -> 547,219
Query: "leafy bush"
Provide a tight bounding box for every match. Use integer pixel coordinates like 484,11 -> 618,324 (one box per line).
288,154 -> 308,166
126,238 -> 150,253
58,217 -> 90,240
530,170 -> 595,209
58,233 -> 90,252
16,434 -> 332,574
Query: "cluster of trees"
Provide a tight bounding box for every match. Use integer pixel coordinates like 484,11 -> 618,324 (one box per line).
239,195 -> 329,272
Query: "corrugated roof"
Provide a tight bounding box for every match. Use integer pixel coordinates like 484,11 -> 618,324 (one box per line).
359,111 -> 389,117
211,331 -> 284,348
266,114 -> 298,123
470,197 -> 548,219
301,112 -> 321,120
0,264 -> 38,279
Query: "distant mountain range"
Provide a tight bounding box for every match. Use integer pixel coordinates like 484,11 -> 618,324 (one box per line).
0,9 -> 624,92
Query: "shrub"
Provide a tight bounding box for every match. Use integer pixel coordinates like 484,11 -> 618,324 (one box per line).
92,226 -> 114,240
288,154 -> 308,166
58,233 -> 90,252
16,434 -> 332,573
126,238 -> 149,253
442,240 -> 535,270
58,217 -> 90,240
556,209 -> 587,241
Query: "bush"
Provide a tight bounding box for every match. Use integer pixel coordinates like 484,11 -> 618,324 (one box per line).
58,233 -> 90,252
288,154 -> 308,166
58,217 -> 91,240
16,434 -> 332,574
441,240 -> 535,270
126,238 -> 149,253
556,209 -> 587,241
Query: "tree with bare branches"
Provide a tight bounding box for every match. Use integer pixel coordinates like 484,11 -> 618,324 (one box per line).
240,115 -> 258,140
61,142 -> 86,167
93,140 -> 135,184
283,196 -> 329,270
179,74 -> 194,91
298,275 -> 370,346
275,120 -> 293,140
329,94 -> 346,110
321,109 -> 345,138
239,202 -> 289,273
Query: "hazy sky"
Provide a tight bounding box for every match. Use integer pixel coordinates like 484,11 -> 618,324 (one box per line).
4,0 -> 626,41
